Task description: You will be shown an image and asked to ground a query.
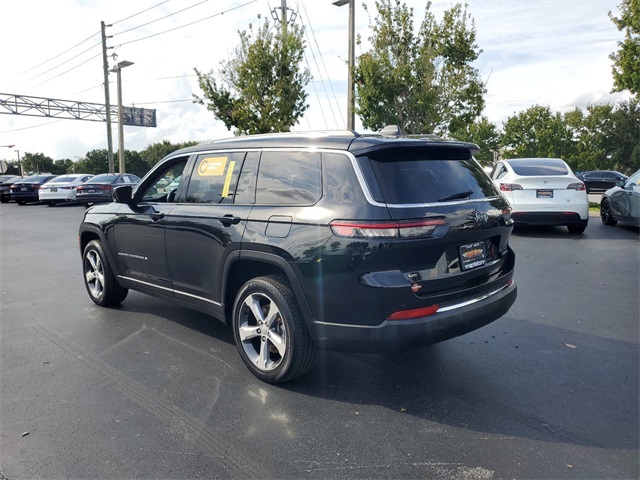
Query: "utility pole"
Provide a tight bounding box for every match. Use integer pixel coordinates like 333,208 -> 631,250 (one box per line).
101,21 -> 115,174
281,0 -> 287,34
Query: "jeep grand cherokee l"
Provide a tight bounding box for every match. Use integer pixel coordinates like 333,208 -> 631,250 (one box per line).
79,131 -> 517,383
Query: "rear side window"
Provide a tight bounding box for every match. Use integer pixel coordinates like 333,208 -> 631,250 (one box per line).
185,152 -> 245,204
507,159 -> 568,176
256,151 -> 322,205
360,147 -> 499,204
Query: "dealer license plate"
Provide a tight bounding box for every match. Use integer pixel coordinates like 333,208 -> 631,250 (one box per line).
459,241 -> 486,271
50,188 -> 57,192
537,189 -> 553,198
87,189 -> 95,193
21,187 -> 27,191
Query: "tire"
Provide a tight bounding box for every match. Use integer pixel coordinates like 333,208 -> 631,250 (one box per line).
80,202 -> 90,208
600,198 -> 617,226
0,195 -> 8,203
232,275 -> 317,384
16,199 -> 26,205
82,240 -> 128,306
567,221 -> 587,234
47,201 -> 56,207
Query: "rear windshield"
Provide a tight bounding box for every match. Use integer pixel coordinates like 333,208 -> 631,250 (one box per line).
51,176 -> 77,183
508,159 -> 568,176
91,174 -> 116,183
359,147 -> 499,204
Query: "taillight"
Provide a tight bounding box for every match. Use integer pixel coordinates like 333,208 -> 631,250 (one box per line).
567,182 -> 586,191
330,218 -> 448,239
499,183 -> 523,191
387,304 -> 439,320
99,185 -> 113,191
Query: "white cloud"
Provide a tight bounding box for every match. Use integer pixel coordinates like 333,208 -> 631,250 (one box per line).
0,0 -> 631,163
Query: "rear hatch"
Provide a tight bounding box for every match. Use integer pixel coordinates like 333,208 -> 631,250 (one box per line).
356,145 -> 514,301
505,175 -> 583,209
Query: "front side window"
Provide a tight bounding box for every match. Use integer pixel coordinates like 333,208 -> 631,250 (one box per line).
361,147 -> 499,205
185,152 -> 245,204
141,160 -> 188,202
255,151 -> 322,205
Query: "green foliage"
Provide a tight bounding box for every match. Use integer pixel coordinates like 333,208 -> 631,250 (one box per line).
451,116 -> 501,166
194,17 -> 310,135
608,98 -> 640,172
140,140 -> 198,168
73,149 -> 148,177
21,152 -> 54,174
500,101 -> 639,175
354,0 -> 485,135
501,106 -> 573,160
609,0 -> 640,96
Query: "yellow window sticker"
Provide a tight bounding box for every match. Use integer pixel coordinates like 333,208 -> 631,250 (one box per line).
198,157 -> 228,176
221,161 -> 236,197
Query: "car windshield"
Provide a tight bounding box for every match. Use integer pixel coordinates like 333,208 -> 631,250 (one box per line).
508,159 -> 568,176
361,147 -> 499,204
91,174 -> 117,183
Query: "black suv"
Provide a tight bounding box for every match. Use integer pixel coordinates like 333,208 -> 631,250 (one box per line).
79,131 -> 517,383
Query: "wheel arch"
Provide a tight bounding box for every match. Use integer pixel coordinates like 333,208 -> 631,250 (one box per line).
222,251 -> 313,324
79,225 -> 121,278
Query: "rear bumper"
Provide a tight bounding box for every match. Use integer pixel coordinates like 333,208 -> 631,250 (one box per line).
306,280 -> 517,353
511,211 -> 587,226
76,194 -> 113,204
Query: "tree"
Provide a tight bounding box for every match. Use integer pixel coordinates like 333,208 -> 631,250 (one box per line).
75,149 -> 150,177
609,0 -> 639,97
140,140 -> 198,169
451,116 -> 501,166
564,104 -> 616,172
194,16 -> 310,135
501,106 -> 574,162
608,98 -> 640,173
21,153 -> 54,174
354,0 -> 485,135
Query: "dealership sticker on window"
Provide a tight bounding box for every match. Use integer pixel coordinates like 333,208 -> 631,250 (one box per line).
221,161 -> 236,197
198,157 -> 228,176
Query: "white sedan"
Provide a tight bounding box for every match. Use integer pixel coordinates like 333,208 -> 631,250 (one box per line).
489,158 -> 589,234
38,174 -> 94,206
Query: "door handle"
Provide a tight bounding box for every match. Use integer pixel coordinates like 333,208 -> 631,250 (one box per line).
150,212 -> 165,221
219,214 -> 241,226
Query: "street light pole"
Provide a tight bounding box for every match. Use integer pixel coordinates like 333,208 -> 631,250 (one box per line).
333,0 -> 355,131
14,150 -> 22,176
110,60 -> 134,174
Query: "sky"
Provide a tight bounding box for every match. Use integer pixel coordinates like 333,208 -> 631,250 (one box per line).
0,0 -> 633,163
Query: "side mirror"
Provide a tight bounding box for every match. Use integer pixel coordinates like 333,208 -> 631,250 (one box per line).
113,185 -> 133,204
615,179 -> 626,188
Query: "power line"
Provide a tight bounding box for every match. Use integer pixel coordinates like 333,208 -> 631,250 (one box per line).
21,31 -> 101,75
30,52 -> 103,91
112,0 -> 172,25
115,0 -> 259,48
113,0 -> 210,36
297,0 -> 343,129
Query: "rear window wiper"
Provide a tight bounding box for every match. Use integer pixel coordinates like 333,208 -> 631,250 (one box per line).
437,190 -> 473,202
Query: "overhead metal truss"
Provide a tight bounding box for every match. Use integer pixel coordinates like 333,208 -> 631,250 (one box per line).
0,93 -> 156,127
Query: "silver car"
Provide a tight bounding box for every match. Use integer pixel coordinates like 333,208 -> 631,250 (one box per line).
600,169 -> 640,228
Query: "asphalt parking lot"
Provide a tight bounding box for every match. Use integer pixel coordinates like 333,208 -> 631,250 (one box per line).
1,201 -> 638,479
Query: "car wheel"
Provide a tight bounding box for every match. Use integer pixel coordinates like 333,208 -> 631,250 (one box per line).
600,198 -> 617,226
232,275 -> 317,384
567,221 -> 587,234
82,240 -> 128,306
47,201 -> 56,207
80,202 -> 91,208
16,199 -> 26,205
0,196 -> 8,203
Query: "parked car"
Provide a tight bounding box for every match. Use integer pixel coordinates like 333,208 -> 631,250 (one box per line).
0,176 -> 23,203
76,173 -> 140,207
490,158 -> 589,233
600,169 -> 640,228
9,175 -> 57,205
577,170 -> 628,193
79,130 -> 517,384
38,173 -> 94,206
